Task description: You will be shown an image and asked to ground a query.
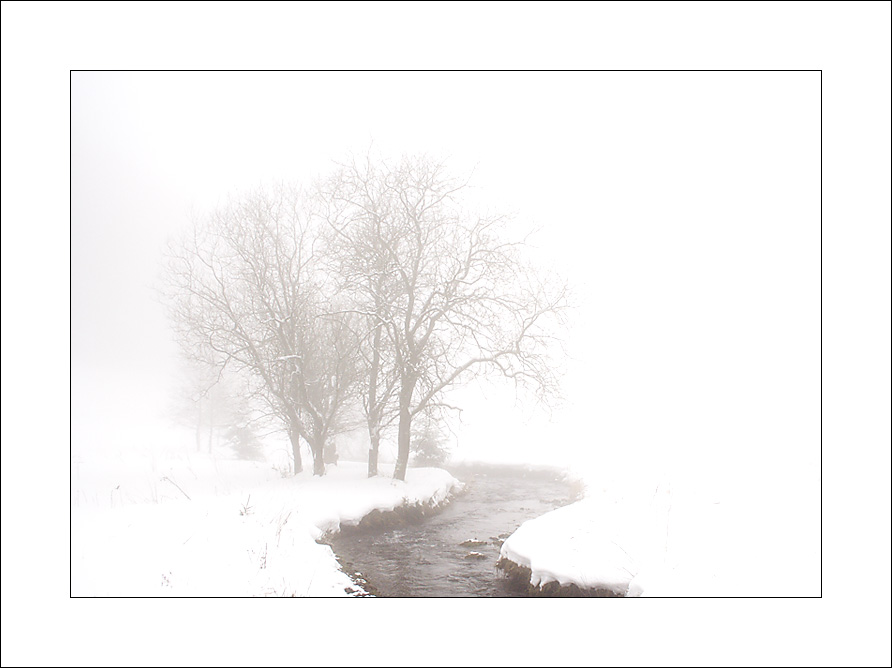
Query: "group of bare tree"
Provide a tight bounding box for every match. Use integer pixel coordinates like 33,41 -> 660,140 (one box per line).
165,155 -> 567,481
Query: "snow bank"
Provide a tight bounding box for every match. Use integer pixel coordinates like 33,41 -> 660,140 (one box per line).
71,457 -> 460,597
499,478 -> 672,595
501,461 -> 815,597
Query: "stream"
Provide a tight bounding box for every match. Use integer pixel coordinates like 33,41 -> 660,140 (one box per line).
325,463 -> 572,597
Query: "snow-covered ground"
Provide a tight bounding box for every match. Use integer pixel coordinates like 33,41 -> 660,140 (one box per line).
71,451 -> 460,597
500,463 -> 819,597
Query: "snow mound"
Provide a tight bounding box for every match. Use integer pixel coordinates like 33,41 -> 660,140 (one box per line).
499,478 -> 676,595
500,498 -> 638,594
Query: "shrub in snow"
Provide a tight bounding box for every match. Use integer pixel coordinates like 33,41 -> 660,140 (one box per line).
224,424 -> 265,461
410,421 -> 451,467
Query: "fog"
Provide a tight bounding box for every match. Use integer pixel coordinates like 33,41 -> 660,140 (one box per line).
72,72 -> 819,491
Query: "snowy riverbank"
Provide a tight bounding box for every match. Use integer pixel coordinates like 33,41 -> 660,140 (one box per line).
72,455 -> 460,596
498,466 -> 814,597
498,475 -> 673,596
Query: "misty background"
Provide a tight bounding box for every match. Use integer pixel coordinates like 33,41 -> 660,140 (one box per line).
73,72 -> 818,502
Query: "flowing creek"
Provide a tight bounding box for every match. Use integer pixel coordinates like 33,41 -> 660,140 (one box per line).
325,463 -> 572,597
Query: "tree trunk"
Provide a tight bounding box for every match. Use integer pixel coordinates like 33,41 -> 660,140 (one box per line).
195,401 -> 202,453
367,322 -> 382,478
309,437 -> 325,476
393,376 -> 415,481
313,449 -> 326,476
288,425 -> 303,474
207,406 -> 213,454
368,429 -> 380,477
310,416 -> 326,476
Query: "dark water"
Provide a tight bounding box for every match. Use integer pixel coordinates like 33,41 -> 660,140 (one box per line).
326,464 -> 572,597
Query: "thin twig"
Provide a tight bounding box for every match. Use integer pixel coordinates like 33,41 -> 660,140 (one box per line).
161,476 -> 191,501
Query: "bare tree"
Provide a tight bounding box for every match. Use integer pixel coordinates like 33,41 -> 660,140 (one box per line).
319,173 -> 402,476
322,156 -> 568,481
164,187 -> 358,475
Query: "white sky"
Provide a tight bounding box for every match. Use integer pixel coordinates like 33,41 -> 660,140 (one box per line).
2,2 -> 890,667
